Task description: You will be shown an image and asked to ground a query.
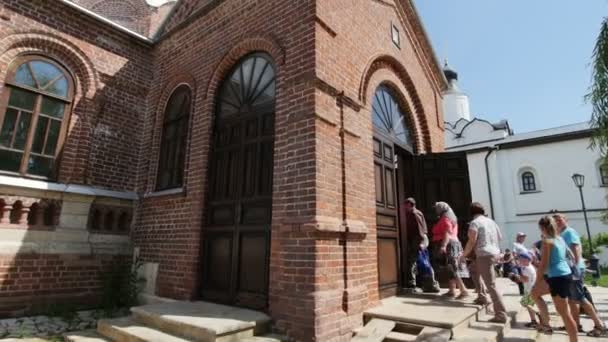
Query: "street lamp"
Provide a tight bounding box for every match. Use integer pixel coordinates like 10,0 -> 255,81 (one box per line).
571,173 -> 600,283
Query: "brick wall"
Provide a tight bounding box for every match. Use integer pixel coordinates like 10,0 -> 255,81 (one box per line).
0,253 -> 127,317
0,0 -> 446,340
0,0 -> 152,191
132,1 -> 318,340
0,0 -> 148,318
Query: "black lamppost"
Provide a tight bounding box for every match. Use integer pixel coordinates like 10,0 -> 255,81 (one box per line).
572,173 -> 600,282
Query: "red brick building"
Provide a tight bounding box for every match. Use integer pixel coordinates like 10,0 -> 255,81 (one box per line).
0,0 -> 451,340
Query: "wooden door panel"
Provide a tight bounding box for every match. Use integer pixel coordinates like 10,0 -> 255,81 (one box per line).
202,233 -> 233,295
238,232 -> 268,294
375,136 -> 401,295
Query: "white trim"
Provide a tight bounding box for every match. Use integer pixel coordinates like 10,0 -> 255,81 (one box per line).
0,174 -> 138,200
143,187 -> 184,198
59,0 -> 154,44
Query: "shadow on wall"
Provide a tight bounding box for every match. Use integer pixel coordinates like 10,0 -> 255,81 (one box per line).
0,1 -> 149,318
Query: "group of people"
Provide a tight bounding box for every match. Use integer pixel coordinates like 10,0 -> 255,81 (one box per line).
402,199 -> 607,340
403,199 -> 508,323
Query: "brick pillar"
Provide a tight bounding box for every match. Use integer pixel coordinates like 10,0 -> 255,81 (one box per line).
18,205 -> 31,225
0,204 -> 12,224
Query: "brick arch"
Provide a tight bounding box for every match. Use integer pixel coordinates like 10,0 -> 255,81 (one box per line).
0,31 -> 101,183
0,31 -> 99,99
202,35 -> 286,105
147,73 -> 197,192
359,54 -> 432,153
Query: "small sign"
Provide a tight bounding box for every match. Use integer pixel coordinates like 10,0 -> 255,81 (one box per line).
391,22 -> 400,48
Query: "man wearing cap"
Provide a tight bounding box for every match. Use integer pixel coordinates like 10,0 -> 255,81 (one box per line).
402,197 -> 440,293
513,232 -> 528,257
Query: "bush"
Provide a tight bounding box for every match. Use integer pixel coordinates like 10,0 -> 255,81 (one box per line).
581,232 -> 608,259
100,256 -> 145,315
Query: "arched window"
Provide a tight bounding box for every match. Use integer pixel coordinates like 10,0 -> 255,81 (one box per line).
371,85 -> 412,149
0,56 -> 73,178
599,164 -> 608,186
521,171 -> 536,192
156,85 -> 192,190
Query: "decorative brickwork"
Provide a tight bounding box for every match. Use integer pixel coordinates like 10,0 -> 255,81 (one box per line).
0,197 -> 61,230
88,203 -> 132,233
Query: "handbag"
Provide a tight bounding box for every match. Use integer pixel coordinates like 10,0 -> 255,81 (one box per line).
417,248 -> 432,276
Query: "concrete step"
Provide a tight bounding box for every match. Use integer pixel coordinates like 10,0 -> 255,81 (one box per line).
383,331 -> 417,342
130,301 -> 271,342
97,316 -> 189,342
239,334 -> 288,342
63,329 -> 110,342
451,307 -> 512,341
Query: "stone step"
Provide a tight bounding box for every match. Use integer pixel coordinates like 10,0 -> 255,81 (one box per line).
239,333 -> 288,342
97,316 -> 189,342
383,331 -> 418,342
63,329 -> 110,342
130,301 -> 270,342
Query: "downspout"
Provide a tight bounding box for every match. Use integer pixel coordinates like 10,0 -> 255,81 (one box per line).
484,146 -> 498,218
338,92 -> 349,313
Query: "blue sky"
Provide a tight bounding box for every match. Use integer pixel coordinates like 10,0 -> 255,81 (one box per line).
413,1 -> 607,133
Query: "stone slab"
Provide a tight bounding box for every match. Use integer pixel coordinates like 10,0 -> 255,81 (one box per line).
64,329 -> 111,342
384,331 -> 417,342
131,301 -> 270,341
351,318 -> 395,342
98,316 -> 189,342
365,295 -> 481,330
239,334 -> 288,342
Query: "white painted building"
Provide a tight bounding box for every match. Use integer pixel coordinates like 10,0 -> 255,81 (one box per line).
442,63 -> 608,252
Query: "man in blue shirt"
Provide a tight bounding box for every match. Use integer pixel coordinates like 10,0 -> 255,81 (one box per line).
553,214 -> 606,337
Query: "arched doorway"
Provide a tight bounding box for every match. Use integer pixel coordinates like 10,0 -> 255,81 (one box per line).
372,84 -> 415,297
202,53 -> 276,309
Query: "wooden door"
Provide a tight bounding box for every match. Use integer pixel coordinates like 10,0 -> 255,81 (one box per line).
414,152 -> 472,242
414,152 -> 471,287
202,54 -> 276,310
374,136 -> 401,298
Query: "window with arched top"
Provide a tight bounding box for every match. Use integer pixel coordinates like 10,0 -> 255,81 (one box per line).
0,56 -> 73,178
521,171 -> 536,192
156,85 -> 192,190
371,85 -> 413,150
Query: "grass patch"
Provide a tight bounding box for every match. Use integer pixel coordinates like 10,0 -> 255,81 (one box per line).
584,267 -> 608,287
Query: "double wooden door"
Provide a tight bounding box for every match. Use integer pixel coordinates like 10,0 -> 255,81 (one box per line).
375,138 -> 472,295
202,110 -> 274,310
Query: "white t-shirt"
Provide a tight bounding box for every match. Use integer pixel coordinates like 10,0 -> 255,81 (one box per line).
513,242 -> 528,257
469,215 -> 502,257
520,264 -> 536,293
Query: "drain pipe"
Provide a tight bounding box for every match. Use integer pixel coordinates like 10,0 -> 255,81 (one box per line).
484,146 -> 498,219
338,92 -> 349,313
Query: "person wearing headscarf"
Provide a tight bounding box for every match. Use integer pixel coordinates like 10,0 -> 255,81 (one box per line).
431,201 -> 469,299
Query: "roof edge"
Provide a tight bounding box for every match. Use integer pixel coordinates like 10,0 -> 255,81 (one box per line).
59,0 -> 154,44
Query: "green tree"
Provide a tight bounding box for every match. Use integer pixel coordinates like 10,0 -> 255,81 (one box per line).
589,18 -> 608,155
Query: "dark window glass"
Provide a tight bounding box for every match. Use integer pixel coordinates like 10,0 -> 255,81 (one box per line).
522,172 -> 536,192
600,165 -> 608,186
218,56 -> 276,119
156,85 -> 192,190
372,85 -> 412,148
0,57 -> 72,178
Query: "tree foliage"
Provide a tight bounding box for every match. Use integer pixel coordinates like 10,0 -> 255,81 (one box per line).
589,18 -> 608,156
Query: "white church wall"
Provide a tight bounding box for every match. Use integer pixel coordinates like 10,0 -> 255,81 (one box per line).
467,137 -> 608,250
